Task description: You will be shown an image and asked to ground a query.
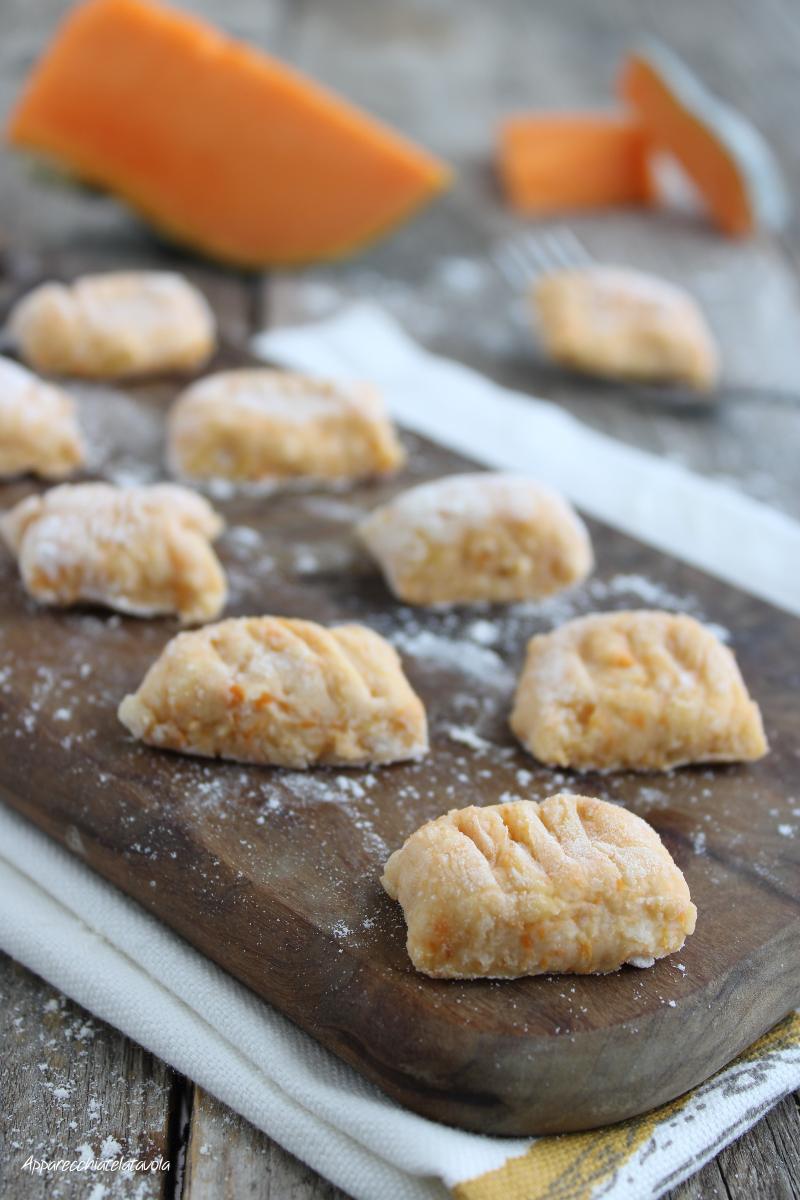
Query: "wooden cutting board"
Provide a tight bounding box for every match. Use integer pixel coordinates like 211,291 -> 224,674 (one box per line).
1,346 -> 799,1137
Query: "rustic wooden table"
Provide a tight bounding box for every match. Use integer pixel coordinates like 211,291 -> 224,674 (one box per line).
3,1 -> 800,1197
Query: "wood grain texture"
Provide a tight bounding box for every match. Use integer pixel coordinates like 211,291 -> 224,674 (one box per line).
0,344 -> 799,1137
0,950 -> 174,1199
184,1085 -> 352,1200
667,1093 -> 800,1200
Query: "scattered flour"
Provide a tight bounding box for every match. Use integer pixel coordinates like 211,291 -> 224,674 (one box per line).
69,384 -> 163,486
223,525 -> 263,561
300,495 -> 367,523
279,773 -> 349,805
467,619 -> 500,645
446,725 -> 495,754
390,629 -> 515,692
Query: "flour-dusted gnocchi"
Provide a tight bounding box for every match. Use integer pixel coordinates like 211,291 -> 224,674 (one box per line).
0,355 -> 85,479
118,616 -> 428,768
167,369 -> 405,491
358,472 -> 593,605
510,610 -> 768,772
533,266 -> 719,391
8,271 -> 216,378
382,794 -> 696,978
1,482 -> 227,625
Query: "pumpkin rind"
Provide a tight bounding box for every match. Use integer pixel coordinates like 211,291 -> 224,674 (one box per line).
619,38 -> 790,236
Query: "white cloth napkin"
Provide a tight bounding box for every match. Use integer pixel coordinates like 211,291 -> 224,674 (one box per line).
0,802 -> 519,1200
3,304 -> 800,1200
4,801 -> 800,1200
4,796 -> 800,1200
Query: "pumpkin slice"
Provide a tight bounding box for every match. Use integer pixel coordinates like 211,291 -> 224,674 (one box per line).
5,0 -> 451,267
619,38 -> 790,236
497,112 -> 655,215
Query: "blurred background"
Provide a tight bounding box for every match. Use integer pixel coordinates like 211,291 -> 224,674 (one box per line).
4,0 -> 800,520
3,0 -> 800,250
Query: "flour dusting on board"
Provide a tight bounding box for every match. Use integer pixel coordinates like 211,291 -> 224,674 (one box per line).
361,572 -> 724,718
390,628 -> 516,692
68,384 -> 164,486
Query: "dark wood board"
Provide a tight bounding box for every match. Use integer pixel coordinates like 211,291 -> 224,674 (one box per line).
1,347 -> 799,1138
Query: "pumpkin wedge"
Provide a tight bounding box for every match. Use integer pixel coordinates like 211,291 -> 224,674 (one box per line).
620,38 -> 790,236
498,112 -> 655,216
6,0 -> 451,267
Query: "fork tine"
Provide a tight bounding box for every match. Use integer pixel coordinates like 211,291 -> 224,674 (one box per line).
511,237 -> 549,280
493,225 -> 594,291
515,235 -> 549,275
538,230 -> 572,269
551,225 -> 593,266
491,241 -> 533,290
491,244 -> 522,289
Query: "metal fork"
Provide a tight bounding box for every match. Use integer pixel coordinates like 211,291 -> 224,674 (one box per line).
492,228 -> 800,407
491,225 -> 593,293
491,225 -> 725,407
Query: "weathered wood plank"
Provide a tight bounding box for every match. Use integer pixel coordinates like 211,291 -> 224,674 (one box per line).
665,1092 -> 800,1200
0,950 -> 174,1199
183,1085 -> 354,1200
665,1156 -> 730,1200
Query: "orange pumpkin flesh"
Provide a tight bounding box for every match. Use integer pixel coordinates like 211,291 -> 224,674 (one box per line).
6,0 -> 452,267
620,42 -> 790,237
620,54 -> 750,235
497,112 -> 655,216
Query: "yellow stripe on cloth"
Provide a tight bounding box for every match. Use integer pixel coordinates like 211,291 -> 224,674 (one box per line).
453,1012 -> 800,1200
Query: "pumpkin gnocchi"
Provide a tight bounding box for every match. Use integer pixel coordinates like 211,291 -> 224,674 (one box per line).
510,610 -> 768,772
382,794 -> 696,978
8,271 -> 216,379
534,265 -> 719,391
118,616 -> 428,768
0,355 -> 85,479
0,482 -> 226,625
359,472 -> 593,605
167,369 -> 405,491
